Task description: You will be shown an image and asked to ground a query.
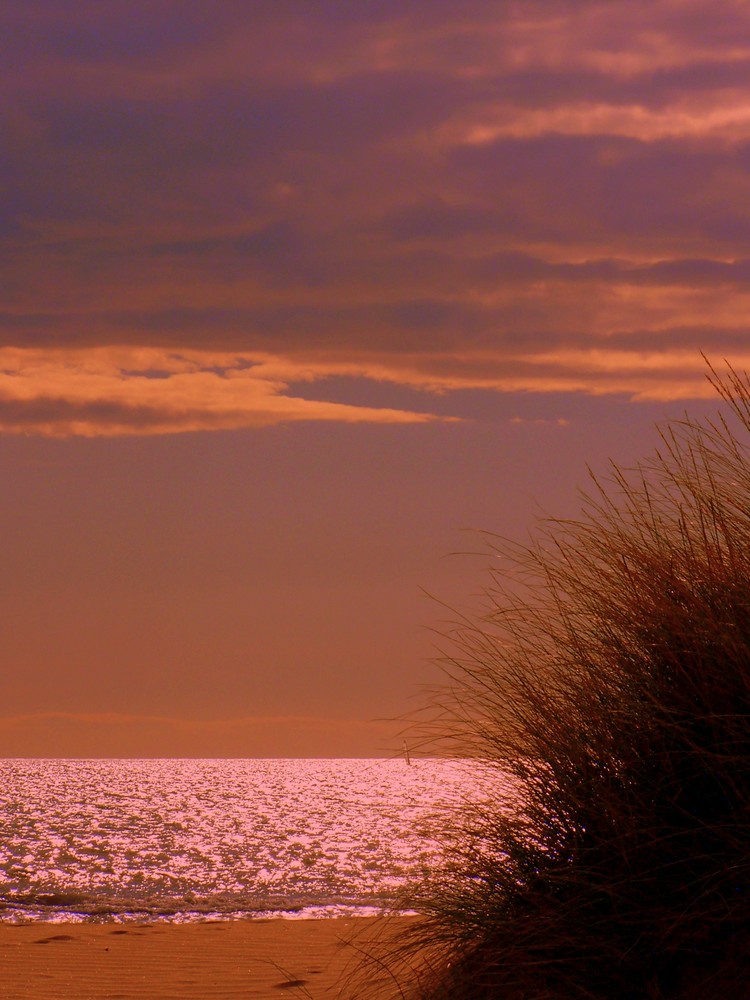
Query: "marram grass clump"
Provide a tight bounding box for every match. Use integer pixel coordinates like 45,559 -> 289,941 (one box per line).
392,365 -> 750,999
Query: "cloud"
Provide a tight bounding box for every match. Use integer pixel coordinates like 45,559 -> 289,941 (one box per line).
1,321 -> 749,438
0,348 -> 453,437
3,1 -> 750,434
510,415 -> 570,427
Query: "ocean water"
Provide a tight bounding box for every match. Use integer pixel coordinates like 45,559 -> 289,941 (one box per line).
0,758 -> 485,923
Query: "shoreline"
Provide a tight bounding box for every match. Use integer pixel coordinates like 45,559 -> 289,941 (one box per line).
0,914 -> 422,999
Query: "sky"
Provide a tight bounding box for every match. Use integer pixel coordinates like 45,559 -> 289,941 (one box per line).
2,0 -> 750,756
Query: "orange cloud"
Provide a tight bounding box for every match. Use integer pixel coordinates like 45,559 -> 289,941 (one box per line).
0,348 -> 450,437
0,343 -> 740,438
261,347 -> 738,403
446,99 -> 750,146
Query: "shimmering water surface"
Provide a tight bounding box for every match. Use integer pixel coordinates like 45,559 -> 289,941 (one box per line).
0,758 -> 483,922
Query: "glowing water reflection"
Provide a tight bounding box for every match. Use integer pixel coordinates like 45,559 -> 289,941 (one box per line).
0,758 -> 485,922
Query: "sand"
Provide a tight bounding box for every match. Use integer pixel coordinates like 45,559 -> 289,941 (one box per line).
0,916 -> 420,1000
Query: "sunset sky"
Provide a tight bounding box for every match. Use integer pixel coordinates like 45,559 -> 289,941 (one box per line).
2,1 -> 749,755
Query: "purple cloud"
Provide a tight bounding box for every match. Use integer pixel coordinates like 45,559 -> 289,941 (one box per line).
3,1 -> 750,432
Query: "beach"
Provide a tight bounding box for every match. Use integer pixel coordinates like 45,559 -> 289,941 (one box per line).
0,916 -> 418,999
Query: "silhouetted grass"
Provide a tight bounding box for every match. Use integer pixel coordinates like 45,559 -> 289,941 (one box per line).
382,363 -> 750,998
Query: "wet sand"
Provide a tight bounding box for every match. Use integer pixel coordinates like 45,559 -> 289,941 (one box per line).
0,916 -> 419,999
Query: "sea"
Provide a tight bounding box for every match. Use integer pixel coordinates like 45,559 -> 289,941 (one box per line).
0,758 -> 489,923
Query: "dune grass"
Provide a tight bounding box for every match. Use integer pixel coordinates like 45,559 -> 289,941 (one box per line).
382,363 -> 750,998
